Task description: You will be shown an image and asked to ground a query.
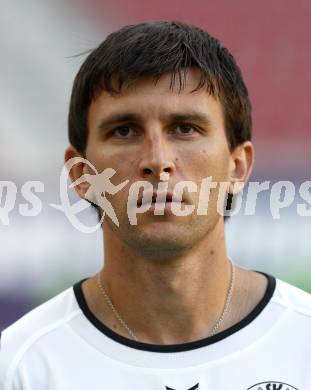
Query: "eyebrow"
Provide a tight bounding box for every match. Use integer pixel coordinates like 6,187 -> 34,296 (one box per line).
97,113 -> 141,131
167,112 -> 212,124
97,111 -> 212,132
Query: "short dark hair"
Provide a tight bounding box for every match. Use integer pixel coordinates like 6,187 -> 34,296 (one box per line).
68,21 -> 252,220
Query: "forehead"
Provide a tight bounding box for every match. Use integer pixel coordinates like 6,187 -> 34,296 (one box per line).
88,68 -> 224,126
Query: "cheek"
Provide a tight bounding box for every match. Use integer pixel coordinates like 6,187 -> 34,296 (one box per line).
185,148 -> 229,183
86,138 -> 132,174
85,149 -> 138,199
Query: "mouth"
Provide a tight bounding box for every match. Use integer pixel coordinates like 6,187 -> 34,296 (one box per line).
137,191 -> 182,207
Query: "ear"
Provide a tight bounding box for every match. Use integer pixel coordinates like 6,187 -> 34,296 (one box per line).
228,141 -> 254,195
64,145 -> 91,199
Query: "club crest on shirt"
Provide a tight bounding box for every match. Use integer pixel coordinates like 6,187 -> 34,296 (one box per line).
166,384 -> 199,390
247,381 -> 298,390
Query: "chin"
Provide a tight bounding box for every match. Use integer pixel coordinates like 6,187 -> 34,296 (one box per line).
129,225 -> 204,256
105,212 -> 217,254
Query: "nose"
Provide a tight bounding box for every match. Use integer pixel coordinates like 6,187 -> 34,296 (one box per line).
138,132 -> 176,179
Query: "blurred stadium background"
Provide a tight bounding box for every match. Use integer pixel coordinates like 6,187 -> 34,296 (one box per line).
1,0 -> 311,331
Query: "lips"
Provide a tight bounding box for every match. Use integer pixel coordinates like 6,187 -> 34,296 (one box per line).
137,191 -> 180,207
152,191 -> 172,203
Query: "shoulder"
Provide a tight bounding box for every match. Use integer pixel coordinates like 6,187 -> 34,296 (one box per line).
272,276 -> 311,318
0,284 -> 80,389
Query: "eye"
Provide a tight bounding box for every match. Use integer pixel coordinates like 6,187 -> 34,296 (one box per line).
174,124 -> 197,135
111,126 -> 137,138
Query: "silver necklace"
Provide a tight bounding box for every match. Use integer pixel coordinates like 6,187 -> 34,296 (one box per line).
209,259 -> 235,336
96,258 -> 235,342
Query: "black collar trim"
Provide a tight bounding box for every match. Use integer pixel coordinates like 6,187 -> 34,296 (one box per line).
73,271 -> 276,353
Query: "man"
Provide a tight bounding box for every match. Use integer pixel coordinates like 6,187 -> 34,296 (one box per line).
1,21 -> 310,390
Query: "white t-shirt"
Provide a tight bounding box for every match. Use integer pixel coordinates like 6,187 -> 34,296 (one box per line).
1,272 -> 311,390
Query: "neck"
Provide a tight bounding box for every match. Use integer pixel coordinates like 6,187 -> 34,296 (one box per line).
88,219 -> 238,344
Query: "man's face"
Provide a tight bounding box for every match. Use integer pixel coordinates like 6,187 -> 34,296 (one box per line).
85,68 -> 233,254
